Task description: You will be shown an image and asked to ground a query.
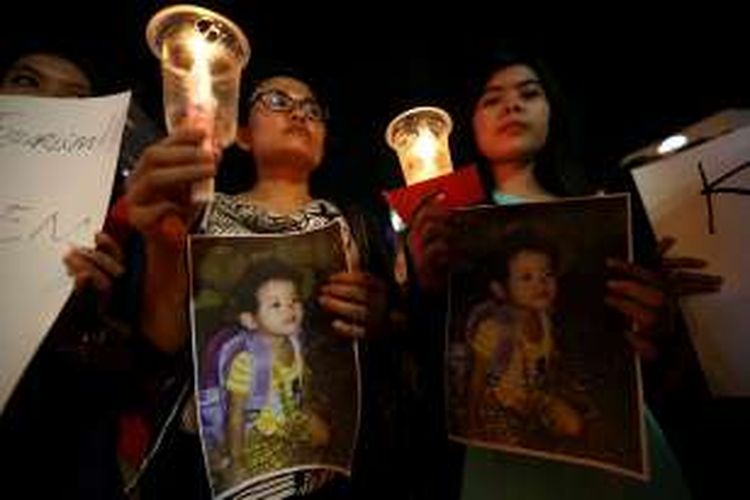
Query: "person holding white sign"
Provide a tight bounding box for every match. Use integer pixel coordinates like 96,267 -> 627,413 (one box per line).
1,51 -> 92,97
1,49 -> 131,499
1,51 -> 127,296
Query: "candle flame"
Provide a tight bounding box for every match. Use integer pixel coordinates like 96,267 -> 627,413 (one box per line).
413,125 -> 437,162
412,124 -> 438,174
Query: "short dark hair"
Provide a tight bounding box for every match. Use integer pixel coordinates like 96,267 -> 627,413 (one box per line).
239,62 -> 329,125
486,227 -> 560,287
230,258 -> 303,314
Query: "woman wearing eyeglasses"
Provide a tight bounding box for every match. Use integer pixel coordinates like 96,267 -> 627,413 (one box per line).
124,74 -> 400,498
128,74 -> 389,350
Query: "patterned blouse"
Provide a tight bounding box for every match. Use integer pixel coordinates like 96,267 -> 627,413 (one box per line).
201,192 -> 358,266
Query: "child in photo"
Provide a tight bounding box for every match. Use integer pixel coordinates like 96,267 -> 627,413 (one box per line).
200,258 -> 330,484
466,228 -> 583,440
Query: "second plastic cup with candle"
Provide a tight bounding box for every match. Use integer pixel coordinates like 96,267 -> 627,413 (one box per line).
383,105 -> 485,226
385,106 -> 454,186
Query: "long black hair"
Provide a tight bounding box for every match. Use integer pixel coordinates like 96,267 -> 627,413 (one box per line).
461,50 -> 592,198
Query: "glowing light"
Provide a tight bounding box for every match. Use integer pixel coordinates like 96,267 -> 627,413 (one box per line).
385,106 -> 454,186
411,125 -> 439,177
658,135 -> 688,155
186,33 -> 216,109
390,209 -> 406,232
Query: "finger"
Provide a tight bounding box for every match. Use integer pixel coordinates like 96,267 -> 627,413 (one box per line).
320,283 -> 368,304
411,198 -> 449,238
672,282 -> 724,296
411,217 -> 451,255
607,280 -> 665,308
421,220 -> 452,249
410,191 -> 447,228
607,258 -> 661,286
79,247 -> 125,278
417,242 -> 454,289
72,269 -> 92,290
85,266 -> 114,293
94,232 -> 124,263
669,271 -> 724,286
318,295 -> 367,323
139,144 -> 214,170
65,249 -> 120,283
667,272 -> 724,296
64,249 -> 93,274
128,200 -> 184,235
662,257 -> 709,269
656,236 -> 676,257
411,222 -> 451,262
328,269 -> 372,284
331,319 -> 365,339
605,295 -> 658,327
69,263 -> 111,293
128,132 -> 211,184
128,165 -> 214,204
326,272 -> 386,294
62,247 -> 79,272
160,126 -> 210,147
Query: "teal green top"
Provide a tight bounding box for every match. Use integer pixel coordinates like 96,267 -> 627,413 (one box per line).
461,410 -> 691,499
460,191 -> 692,499
491,191 -> 530,206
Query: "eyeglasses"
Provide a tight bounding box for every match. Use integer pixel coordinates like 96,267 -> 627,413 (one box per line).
250,89 -> 327,122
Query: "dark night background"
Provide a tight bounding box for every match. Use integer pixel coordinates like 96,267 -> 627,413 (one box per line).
5,1 -> 750,203
4,1 -> 749,498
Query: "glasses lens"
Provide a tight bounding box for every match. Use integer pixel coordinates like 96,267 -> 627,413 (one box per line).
264,90 -> 292,111
255,89 -> 326,121
302,100 -> 325,121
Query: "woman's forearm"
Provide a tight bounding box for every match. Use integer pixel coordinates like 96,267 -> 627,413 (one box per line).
141,241 -> 188,353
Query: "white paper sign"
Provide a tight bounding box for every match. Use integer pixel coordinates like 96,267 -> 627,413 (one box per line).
0,92 -> 130,411
633,126 -> 750,396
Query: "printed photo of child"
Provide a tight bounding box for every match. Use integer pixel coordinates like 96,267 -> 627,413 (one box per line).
201,259 -> 330,484
465,228 -> 584,440
190,223 -> 359,498
446,195 -> 646,479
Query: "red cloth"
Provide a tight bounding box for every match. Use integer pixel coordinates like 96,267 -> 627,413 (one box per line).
117,412 -> 151,468
383,165 -> 485,224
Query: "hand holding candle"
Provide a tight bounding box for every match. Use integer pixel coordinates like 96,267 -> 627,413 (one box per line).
383,106 -> 484,225
146,4 -> 250,206
143,4 -> 250,247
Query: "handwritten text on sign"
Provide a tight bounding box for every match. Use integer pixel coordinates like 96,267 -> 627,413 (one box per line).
0,92 -> 130,412
633,125 -> 750,396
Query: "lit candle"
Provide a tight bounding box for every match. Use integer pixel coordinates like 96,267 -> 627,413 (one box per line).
407,124 -> 441,183
383,106 -> 484,228
386,106 -> 454,186
184,32 -> 217,203
146,4 -> 251,248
